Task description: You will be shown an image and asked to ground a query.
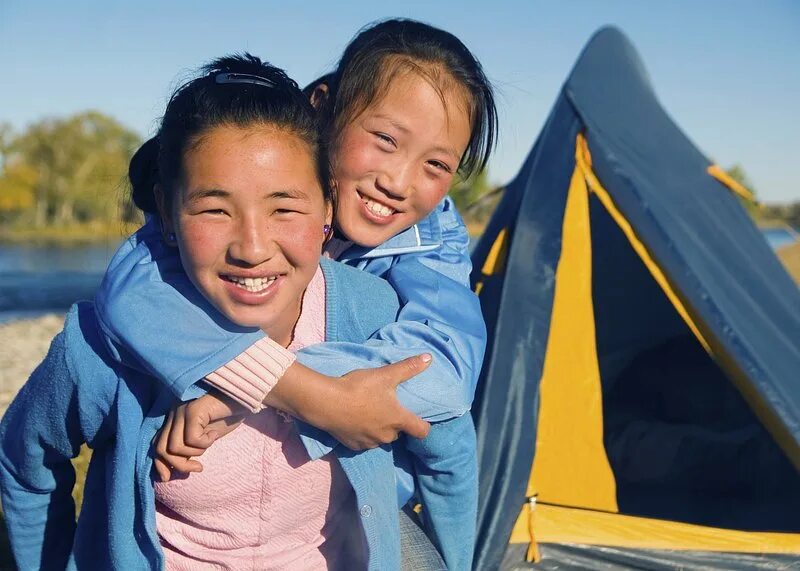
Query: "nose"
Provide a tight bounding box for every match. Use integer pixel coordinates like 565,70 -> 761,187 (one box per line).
227,214 -> 274,266
375,159 -> 413,200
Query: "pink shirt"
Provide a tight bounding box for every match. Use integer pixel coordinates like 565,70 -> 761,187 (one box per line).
155,266 -> 367,570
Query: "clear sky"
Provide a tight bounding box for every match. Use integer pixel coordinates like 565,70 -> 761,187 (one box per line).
2,0 -> 798,202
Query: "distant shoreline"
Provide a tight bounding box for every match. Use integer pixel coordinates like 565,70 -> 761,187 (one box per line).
0,221 -> 138,246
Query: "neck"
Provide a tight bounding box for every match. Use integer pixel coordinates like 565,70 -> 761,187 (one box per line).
265,295 -> 303,348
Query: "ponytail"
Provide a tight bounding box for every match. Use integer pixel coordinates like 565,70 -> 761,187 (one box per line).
128,136 -> 160,213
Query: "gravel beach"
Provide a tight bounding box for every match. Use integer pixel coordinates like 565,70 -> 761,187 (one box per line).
0,314 -> 65,417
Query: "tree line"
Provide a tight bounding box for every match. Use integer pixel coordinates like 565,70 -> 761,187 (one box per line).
0,110 -> 501,239
0,112 -> 141,232
0,111 -> 796,241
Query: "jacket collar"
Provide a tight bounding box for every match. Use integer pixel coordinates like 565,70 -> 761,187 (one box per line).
337,211 -> 443,262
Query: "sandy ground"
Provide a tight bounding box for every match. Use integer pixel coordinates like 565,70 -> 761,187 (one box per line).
777,241 -> 800,285
0,314 -> 65,417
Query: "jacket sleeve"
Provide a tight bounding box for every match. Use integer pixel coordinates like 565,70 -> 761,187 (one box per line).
0,307 -> 117,571
297,203 -> 486,422
93,218 -> 274,402
405,413 -> 477,571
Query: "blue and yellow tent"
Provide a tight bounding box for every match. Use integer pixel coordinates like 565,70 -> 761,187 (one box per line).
471,27 -> 800,569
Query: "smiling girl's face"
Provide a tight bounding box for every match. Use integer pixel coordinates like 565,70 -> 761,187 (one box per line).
164,124 -> 330,346
330,69 -> 472,247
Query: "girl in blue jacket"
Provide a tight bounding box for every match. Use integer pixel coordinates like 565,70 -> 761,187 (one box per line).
95,19 -> 496,570
0,55 -> 459,570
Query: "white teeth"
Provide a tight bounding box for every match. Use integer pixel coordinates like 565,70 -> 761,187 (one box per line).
363,196 -> 395,217
227,275 -> 277,293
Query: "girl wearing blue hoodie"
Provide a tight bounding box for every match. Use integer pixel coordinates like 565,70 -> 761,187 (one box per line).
0,55 -> 455,570
95,19 -> 496,571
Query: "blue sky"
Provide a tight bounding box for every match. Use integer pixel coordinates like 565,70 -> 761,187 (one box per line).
2,1 -> 798,202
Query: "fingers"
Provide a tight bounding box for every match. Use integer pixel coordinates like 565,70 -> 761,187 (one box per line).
183,394 -> 245,449
336,434 -> 382,451
153,456 -> 172,482
153,413 -> 174,482
153,410 -> 175,481
398,410 -> 431,440
169,403 -> 207,457
154,409 -> 203,481
383,354 -> 432,387
201,415 -> 246,446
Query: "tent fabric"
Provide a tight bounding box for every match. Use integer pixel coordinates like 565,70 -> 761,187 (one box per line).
526,139 -> 618,513
565,29 -> 800,462
510,503 -> 800,554
470,26 -> 800,570
471,96 -> 582,571
500,544 -> 800,571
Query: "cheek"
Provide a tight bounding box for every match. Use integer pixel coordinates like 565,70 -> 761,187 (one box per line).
177,219 -> 226,274
280,218 -> 326,263
415,179 -> 451,212
334,136 -> 378,182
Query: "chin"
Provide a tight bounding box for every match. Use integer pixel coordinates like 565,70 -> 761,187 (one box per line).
344,218 -> 407,248
221,306 -> 271,329
359,231 -> 392,248
351,231 -> 388,248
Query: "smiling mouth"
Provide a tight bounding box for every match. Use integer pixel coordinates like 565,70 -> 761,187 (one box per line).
222,274 -> 279,293
357,190 -> 397,217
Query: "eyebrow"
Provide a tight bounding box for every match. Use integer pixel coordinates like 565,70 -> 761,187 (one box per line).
268,189 -> 310,201
372,114 -> 411,134
186,188 -> 311,202
432,146 -> 462,162
186,188 -> 230,202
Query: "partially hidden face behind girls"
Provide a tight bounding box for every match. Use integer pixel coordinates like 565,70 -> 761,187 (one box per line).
157,124 -> 331,346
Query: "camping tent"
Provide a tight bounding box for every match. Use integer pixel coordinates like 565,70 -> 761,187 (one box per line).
470,27 -> 800,570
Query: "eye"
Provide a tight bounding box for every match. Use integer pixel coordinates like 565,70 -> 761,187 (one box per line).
374,132 -> 397,148
201,209 -> 227,216
427,160 -> 452,174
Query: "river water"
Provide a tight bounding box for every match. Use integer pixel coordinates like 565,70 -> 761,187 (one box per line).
0,242 -> 122,323
0,226 -> 793,325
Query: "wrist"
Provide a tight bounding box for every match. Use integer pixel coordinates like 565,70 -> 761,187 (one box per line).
263,362 -> 338,427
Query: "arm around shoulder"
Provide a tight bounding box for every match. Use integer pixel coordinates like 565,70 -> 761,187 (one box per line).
93,219 -> 270,401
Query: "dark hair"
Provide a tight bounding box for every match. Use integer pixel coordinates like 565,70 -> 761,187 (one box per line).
130,53 -> 332,214
317,18 -> 497,178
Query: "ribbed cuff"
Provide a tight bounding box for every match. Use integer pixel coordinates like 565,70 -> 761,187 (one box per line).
204,337 -> 296,413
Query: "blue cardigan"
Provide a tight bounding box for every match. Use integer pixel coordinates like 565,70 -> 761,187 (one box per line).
92,197 -> 483,570
0,259 -> 473,571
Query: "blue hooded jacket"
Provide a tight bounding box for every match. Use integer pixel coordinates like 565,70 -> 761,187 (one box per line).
0,259 -> 476,570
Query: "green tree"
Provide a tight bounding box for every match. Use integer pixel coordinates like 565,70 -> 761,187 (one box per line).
449,169 -> 490,212
0,122 -> 13,175
722,165 -> 800,228
3,111 -> 140,228
0,161 -> 36,215
726,164 -> 757,196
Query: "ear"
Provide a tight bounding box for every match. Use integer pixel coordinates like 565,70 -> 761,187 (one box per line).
326,177 -> 338,227
325,200 -> 333,227
153,183 -> 176,244
309,83 -> 329,110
